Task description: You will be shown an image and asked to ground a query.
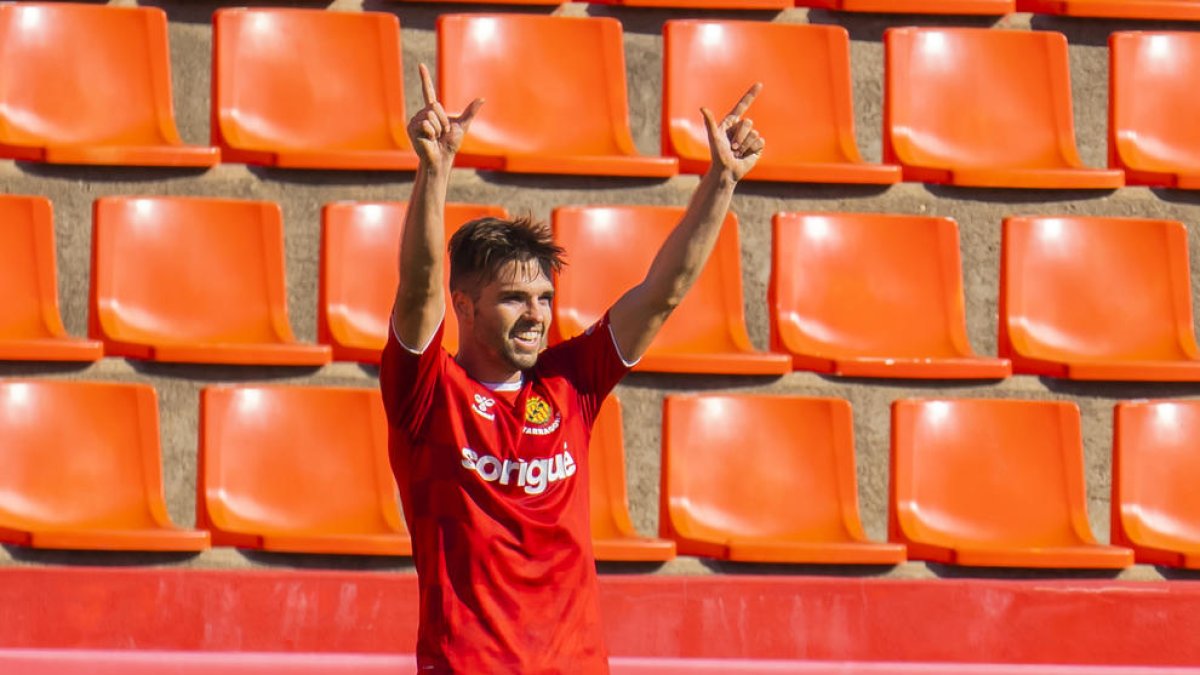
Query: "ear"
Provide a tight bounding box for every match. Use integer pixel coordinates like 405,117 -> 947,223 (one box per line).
450,289 -> 472,325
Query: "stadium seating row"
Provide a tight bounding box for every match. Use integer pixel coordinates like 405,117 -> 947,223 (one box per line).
434,0 -> 1200,21
6,194 -> 1200,381
4,379 -> 1199,569
3,5 -> 1199,187
418,0 -> 1200,22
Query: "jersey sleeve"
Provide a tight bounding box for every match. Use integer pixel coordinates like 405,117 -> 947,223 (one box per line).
379,319 -> 446,442
539,312 -> 634,427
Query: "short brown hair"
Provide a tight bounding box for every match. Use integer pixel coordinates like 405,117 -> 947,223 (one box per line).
448,216 -> 566,295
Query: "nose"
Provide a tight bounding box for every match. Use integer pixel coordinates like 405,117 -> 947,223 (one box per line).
524,297 -> 549,324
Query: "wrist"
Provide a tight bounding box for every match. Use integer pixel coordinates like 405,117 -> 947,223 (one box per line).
703,164 -> 738,189
420,157 -> 455,182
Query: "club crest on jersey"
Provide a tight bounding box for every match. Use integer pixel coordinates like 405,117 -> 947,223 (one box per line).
523,395 -> 561,436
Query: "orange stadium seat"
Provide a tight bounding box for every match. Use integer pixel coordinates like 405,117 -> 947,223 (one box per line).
212,8 -> 418,170
1020,0 -> 1200,20
0,196 -> 103,362
551,206 -> 791,375
198,385 -> 410,555
884,28 -> 1123,189
0,4 -> 217,167
589,396 -> 676,562
0,380 -> 210,551
891,398 -> 1132,568
663,21 -> 899,185
800,0 -> 1013,12
1110,32 -> 1200,188
320,202 -> 510,364
662,394 -> 905,564
770,212 -> 1010,379
90,196 -> 331,365
1000,216 -> 1200,380
437,15 -> 678,178
1113,400 -> 1200,568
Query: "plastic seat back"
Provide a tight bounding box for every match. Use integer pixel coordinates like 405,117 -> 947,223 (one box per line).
1113,400 -> 1200,565
1110,32 -> 1200,187
552,206 -> 783,374
90,196 -> 312,359
0,196 -> 73,344
0,380 -> 205,549
213,9 -> 414,167
437,15 -> 667,174
319,202 -> 510,363
663,21 -> 895,183
662,395 -> 871,544
588,395 -> 674,561
771,212 -> 979,364
199,385 -> 408,553
891,399 -> 1102,554
1000,216 -> 1199,371
884,28 -> 1112,187
0,4 -> 212,165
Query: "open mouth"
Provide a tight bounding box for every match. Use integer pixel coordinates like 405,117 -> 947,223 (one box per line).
511,327 -> 542,350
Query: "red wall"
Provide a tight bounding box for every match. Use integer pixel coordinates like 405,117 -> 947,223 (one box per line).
1,568 -> 1198,665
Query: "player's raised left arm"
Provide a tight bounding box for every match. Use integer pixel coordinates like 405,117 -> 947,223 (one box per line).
608,83 -> 764,363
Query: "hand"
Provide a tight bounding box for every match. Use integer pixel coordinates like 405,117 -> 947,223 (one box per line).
701,82 -> 765,182
407,63 -> 484,170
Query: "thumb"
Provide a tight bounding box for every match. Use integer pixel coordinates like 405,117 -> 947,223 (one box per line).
700,107 -> 721,145
457,98 -> 486,132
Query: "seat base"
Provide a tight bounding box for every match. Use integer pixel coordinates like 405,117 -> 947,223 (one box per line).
1010,356 -> 1200,381
101,340 -> 332,366
902,164 -> 1125,189
0,525 -> 209,552
593,536 -> 677,562
0,142 -> 219,168
458,152 -> 679,178
803,0 -> 1013,13
591,0 -> 791,10
678,157 -> 901,185
1020,0 -> 1200,19
0,338 -> 104,362
260,533 -> 412,557
220,146 -> 419,171
635,351 -> 792,376
727,538 -> 907,565
905,540 -> 1134,568
1121,166 -> 1200,190
791,353 -> 1012,379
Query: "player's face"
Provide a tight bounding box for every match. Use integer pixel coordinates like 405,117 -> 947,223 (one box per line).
456,259 -> 554,381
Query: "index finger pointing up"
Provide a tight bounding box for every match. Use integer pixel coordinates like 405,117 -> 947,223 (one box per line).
418,63 -> 438,106
726,82 -> 763,121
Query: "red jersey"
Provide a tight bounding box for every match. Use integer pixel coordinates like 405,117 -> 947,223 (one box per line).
379,314 -> 630,674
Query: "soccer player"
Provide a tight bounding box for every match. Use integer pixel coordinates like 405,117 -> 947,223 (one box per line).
380,63 -> 764,673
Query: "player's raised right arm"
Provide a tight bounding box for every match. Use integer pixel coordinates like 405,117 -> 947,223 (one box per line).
392,63 -> 484,350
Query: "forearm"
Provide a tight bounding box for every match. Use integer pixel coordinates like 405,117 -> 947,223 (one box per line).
392,161 -> 452,347
608,167 -> 738,361
642,166 -> 738,310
